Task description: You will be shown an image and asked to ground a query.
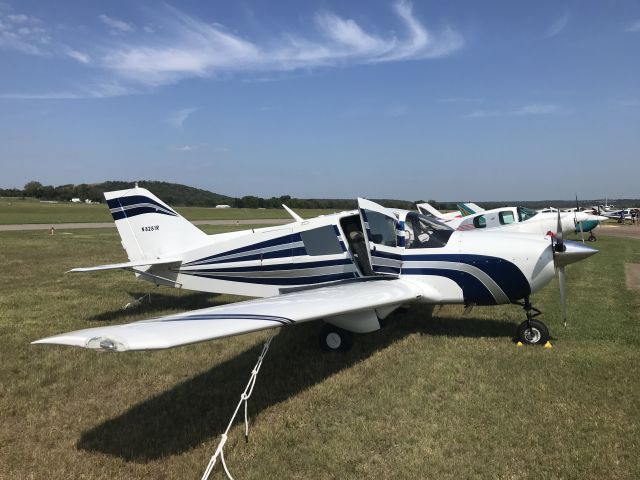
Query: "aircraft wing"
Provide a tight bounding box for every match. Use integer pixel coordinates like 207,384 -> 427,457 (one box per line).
32,278 -> 424,352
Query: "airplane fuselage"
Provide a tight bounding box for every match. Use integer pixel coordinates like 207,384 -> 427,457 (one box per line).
139,209 -> 558,307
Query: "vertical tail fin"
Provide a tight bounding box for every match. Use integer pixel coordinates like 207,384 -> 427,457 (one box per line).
457,202 -> 485,216
416,202 -> 448,219
105,186 -> 207,261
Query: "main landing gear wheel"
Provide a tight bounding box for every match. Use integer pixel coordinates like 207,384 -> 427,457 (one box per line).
516,319 -> 550,345
588,233 -> 597,242
320,323 -> 353,352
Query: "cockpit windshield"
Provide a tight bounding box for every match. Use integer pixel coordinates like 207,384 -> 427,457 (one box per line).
404,212 -> 453,249
517,207 -> 539,222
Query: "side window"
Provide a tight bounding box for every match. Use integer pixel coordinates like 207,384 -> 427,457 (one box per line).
300,226 -> 343,256
499,211 -> 515,225
365,211 -> 397,247
473,215 -> 487,229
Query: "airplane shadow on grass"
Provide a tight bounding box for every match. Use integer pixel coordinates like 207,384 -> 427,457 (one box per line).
88,291 -> 222,322
77,306 -> 515,461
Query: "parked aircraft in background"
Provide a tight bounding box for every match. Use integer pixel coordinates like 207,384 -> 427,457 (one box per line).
457,202 -> 484,216
33,187 -> 597,354
420,201 -> 608,239
537,208 -> 608,241
415,202 -> 461,220
600,208 -> 637,221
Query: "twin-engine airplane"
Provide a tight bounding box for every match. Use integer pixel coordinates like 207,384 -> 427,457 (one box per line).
33,187 -> 597,352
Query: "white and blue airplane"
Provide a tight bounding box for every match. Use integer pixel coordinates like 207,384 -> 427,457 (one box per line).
418,202 -> 607,239
33,186 -> 597,352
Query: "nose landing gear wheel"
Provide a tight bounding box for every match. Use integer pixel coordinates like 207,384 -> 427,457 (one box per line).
516,319 -> 550,345
320,324 -> 353,352
513,296 -> 550,345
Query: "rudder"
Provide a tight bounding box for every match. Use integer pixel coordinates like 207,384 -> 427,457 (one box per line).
105,186 -> 208,261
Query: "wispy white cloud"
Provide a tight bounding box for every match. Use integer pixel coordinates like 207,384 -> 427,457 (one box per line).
166,107 -> 198,128
101,1 -> 463,87
99,14 -> 133,33
464,110 -> 495,118
170,144 -> 197,152
1,1 -> 464,98
512,103 -> 562,115
624,19 -> 640,32
0,4 -> 50,55
0,82 -> 137,99
464,103 -> 565,118
544,12 -> 570,38
0,91 -> 83,99
65,48 -> 90,63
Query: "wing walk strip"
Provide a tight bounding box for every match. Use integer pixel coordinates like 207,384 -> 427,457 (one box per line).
402,260 -> 510,304
157,313 -> 294,325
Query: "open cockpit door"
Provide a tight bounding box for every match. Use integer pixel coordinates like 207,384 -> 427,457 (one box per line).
357,198 -> 402,276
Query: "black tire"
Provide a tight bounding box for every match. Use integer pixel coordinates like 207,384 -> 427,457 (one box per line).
516,319 -> 550,345
319,323 -> 353,352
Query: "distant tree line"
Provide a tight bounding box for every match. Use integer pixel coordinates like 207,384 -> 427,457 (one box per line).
233,195 -> 416,210
1,181 -> 637,209
0,180 -> 418,209
0,181 -> 233,206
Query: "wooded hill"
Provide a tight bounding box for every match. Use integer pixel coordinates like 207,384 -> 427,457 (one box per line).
1,180 -> 637,209
0,181 -> 416,209
2,181 -> 233,207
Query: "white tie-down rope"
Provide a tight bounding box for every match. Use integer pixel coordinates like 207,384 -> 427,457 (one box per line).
201,333 -> 276,480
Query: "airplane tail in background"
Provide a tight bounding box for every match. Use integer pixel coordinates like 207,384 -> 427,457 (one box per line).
457,202 -> 485,216
416,202 -> 447,219
104,186 -> 208,262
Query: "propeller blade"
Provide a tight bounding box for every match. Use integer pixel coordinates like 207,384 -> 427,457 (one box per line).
575,194 -> 585,243
555,210 -> 565,252
578,219 -> 585,243
558,265 -> 568,327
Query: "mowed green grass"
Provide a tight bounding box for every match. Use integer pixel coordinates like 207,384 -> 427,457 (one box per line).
0,228 -> 638,479
0,199 -> 336,224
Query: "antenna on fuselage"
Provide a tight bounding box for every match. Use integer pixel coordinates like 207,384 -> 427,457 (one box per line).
282,204 -> 303,222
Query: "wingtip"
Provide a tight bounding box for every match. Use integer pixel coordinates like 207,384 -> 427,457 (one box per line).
31,335 -> 85,348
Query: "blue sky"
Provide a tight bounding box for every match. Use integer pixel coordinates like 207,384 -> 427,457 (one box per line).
1,0 -> 639,201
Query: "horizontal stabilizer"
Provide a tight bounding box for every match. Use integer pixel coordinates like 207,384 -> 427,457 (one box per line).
33,279 -> 422,351
68,258 -> 182,273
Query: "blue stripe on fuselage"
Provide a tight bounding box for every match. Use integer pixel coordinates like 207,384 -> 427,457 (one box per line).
401,253 -> 530,303
183,233 -> 305,266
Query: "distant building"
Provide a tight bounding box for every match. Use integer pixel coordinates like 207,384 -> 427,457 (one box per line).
85,199 -> 92,204
215,204 -> 231,209
70,198 -> 81,203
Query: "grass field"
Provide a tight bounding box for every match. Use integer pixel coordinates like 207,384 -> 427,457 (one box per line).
0,198 -> 336,224
0,228 -> 638,479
